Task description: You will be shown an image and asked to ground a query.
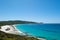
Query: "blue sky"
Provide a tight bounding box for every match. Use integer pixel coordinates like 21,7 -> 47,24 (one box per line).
0,0 -> 60,23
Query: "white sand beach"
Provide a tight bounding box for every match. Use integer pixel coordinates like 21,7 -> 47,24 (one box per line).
37,38 -> 46,40
0,25 -> 46,40
0,25 -> 26,35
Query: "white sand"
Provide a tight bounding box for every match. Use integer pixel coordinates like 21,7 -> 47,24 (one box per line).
0,25 -> 26,35
37,38 -> 46,40
0,25 -> 46,40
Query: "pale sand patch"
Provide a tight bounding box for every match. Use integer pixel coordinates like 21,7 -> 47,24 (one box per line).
0,25 -> 25,35
37,38 -> 46,40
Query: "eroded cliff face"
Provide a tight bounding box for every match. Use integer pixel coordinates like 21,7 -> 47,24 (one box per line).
0,31 -> 39,40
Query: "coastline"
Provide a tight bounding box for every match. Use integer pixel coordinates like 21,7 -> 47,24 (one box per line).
14,25 -> 46,40
0,25 -> 46,40
13,25 -> 26,35
0,25 -> 25,35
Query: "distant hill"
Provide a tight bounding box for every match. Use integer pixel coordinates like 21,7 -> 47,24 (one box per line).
0,20 -> 38,26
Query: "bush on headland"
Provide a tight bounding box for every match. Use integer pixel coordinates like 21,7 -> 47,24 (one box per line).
0,31 -> 39,40
0,20 -> 38,26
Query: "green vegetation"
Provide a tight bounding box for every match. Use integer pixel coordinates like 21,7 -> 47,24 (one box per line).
0,20 -> 40,40
0,20 -> 38,26
0,31 -> 39,40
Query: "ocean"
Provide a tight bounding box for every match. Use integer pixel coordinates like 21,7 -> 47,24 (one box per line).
15,24 -> 60,40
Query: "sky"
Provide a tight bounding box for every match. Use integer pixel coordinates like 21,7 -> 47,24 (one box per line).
0,0 -> 60,23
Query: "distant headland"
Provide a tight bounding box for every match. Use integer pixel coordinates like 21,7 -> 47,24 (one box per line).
0,20 -> 38,26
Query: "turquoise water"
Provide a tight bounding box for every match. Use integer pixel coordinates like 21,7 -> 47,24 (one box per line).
16,24 -> 60,40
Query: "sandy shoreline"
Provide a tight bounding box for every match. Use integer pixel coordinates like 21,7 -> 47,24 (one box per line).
0,25 -> 26,35
0,25 -> 46,40
13,25 -> 46,40
13,25 -> 26,35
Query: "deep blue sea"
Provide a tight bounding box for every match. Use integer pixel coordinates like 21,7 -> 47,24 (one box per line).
16,24 -> 60,40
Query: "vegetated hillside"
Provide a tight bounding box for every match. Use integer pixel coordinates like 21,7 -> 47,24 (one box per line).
0,20 -> 38,26
0,31 -> 39,40
0,20 -> 40,40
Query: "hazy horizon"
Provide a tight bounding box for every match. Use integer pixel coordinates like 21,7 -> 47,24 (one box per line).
0,0 -> 60,23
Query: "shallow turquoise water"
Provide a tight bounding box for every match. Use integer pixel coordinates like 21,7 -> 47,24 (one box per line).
16,24 -> 60,40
